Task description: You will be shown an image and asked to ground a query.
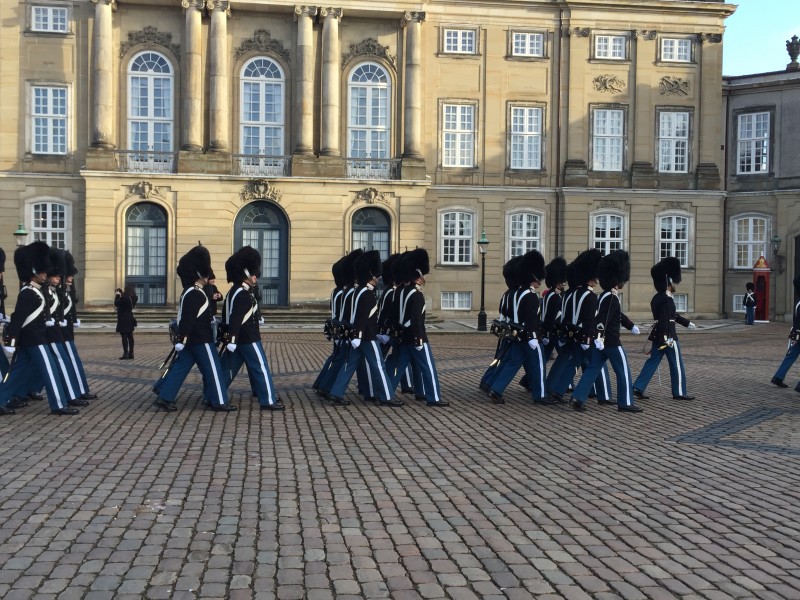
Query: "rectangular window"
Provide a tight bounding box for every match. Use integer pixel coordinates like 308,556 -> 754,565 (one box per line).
31,6 -> 68,33
658,111 -> 689,173
509,213 -> 541,257
737,112 -> 770,174
661,38 -> 692,62
659,215 -> 689,267
673,293 -> 688,313
732,295 -> 745,313
444,29 -> 476,54
442,104 -> 475,168
509,106 -> 542,170
441,291 -> 472,310
441,211 -> 473,265
733,216 -> 768,269
592,214 -> 624,255
593,109 -> 624,171
32,202 -> 68,249
511,32 -> 544,57
32,86 -> 67,154
595,35 -> 626,59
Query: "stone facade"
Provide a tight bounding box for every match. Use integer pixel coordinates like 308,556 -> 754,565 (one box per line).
0,0 -> 734,319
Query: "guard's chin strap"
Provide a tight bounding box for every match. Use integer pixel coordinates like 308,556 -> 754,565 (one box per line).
244,269 -> 251,278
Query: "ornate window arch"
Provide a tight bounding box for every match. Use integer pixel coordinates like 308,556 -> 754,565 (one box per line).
127,51 -> 174,164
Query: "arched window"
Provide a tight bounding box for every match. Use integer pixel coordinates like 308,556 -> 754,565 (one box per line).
657,212 -> 693,267
126,203 -> 167,305
347,62 -> 390,177
591,212 -> 625,255
240,58 -> 285,162
127,52 -> 174,171
731,214 -> 769,269
235,202 -> 289,307
352,208 -> 390,260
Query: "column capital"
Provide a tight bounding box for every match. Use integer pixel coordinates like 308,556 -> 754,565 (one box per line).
294,5 -> 318,21
90,0 -> 117,9
401,11 -> 426,26
181,0 -> 204,11
319,7 -> 342,20
206,0 -> 231,14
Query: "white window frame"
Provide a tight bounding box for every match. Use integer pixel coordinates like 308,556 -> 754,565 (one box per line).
240,57 -> 286,158
440,291 -> 472,311
660,38 -> 692,63
594,34 -> 627,60
443,28 -> 477,54
737,111 -> 770,174
732,295 -> 745,313
673,293 -> 688,313
30,84 -> 68,155
657,110 -> 690,173
731,214 -> 769,270
347,62 -> 391,161
127,51 -> 174,154
592,108 -> 625,172
508,104 -> 543,170
507,210 -> 543,259
656,211 -> 693,268
590,210 -> 627,255
510,31 -> 545,57
439,209 -> 475,266
26,199 -> 72,250
441,102 -> 476,168
30,5 -> 69,33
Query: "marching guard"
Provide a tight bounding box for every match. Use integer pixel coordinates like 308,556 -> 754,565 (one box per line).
479,255 -> 520,396
59,251 -> 96,402
540,257 -> 567,364
0,247 -> 8,379
221,246 -> 284,411
771,275 -> 800,389
313,255 -> 348,396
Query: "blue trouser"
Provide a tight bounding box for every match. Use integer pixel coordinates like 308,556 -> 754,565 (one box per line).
155,343 -> 229,407
634,340 -> 688,397
330,340 -> 392,402
313,342 -> 337,389
388,342 -> 442,403
572,345 -> 634,408
489,342 -> 546,400
319,342 -> 349,394
774,341 -> 800,381
0,345 -> 68,411
745,306 -> 755,325
224,341 -> 278,407
0,352 -> 8,379
357,358 -> 373,397
546,343 -> 573,394
384,338 -> 417,393
48,341 -> 80,401
481,339 -> 510,389
549,344 -> 610,400
63,339 -> 90,396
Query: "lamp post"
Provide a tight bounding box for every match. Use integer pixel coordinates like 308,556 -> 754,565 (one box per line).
13,223 -> 28,247
477,229 -> 490,331
771,234 -> 784,274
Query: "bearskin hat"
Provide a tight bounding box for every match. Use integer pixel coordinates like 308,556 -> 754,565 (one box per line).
0,247 -> 5,273
65,251 -> 78,277
514,250 -> 546,287
544,257 -> 567,290
651,256 -> 682,292
392,251 -> 412,285
407,248 -> 430,279
225,246 -> 261,284
566,261 -> 578,290
340,249 -> 364,285
177,245 -> 212,289
794,276 -> 800,298
331,256 -> 347,288
355,250 -> 383,286
598,250 -> 631,291
502,256 -> 520,290
746,281 -> 754,292
381,254 -> 400,287
572,248 -> 602,286
47,247 -> 66,278
14,241 -> 51,283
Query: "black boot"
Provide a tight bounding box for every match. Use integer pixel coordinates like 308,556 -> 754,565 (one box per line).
119,351 -> 129,360
127,353 -> 134,360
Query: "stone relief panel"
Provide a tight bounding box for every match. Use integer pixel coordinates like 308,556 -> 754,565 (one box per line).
120,26 -> 181,59
234,30 -> 291,64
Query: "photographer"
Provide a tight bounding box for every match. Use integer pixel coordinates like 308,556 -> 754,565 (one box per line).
114,285 -> 138,360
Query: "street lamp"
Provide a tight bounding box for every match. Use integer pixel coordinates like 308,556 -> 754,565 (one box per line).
13,223 -> 28,247
477,229 -> 490,331
771,234 -> 785,274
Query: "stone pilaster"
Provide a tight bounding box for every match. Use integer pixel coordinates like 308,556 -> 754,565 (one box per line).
402,12 -> 425,160
293,5 -> 318,156
181,0 -> 203,151
207,0 -> 230,152
319,7 -> 342,157
90,0 -> 116,149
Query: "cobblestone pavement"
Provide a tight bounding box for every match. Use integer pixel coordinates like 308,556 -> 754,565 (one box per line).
1,322 -> 800,600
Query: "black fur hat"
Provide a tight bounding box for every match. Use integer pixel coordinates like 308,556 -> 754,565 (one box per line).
355,250 -> 383,286
341,249 -> 364,285
514,250 -> 546,287
544,257 -> 567,289
566,261 -> 578,290
407,248 -> 430,279
65,251 -> 78,277
47,247 -> 66,278
14,241 -> 51,282
746,282 -> 754,292
794,276 -> 800,298
502,257 -> 520,290
572,248 -> 602,286
598,250 -> 631,291
392,251 -> 412,284
381,254 -> 399,287
331,256 -> 346,288
225,246 -> 261,284
0,247 -> 5,272
177,245 -> 212,288
651,256 -> 682,292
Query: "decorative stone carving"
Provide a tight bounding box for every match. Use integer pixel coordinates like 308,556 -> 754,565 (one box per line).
90,0 -> 117,9
596,201 -> 621,210
593,74 -> 625,93
698,33 -> 722,44
241,179 -> 282,204
120,26 -> 181,59
125,181 -> 165,200
352,187 -> 387,205
659,76 -> 690,96
319,7 -> 343,19
636,30 -> 657,40
234,30 -> 291,63
401,11 -> 426,26
293,5 -> 318,21
206,0 -> 231,14
562,27 -> 590,38
664,202 -> 689,211
787,35 -> 800,71
342,38 -> 395,68
181,0 -> 204,10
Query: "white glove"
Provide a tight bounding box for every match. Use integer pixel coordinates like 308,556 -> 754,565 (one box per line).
2,345 -> 14,358
174,342 -> 185,352
376,334 -> 390,345
557,339 -> 565,347
665,337 -> 674,348
415,344 -> 424,352
45,318 -> 55,327
527,338 -> 539,351
688,322 -> 697,330
59,320 -> 68,327
580,343 -> 590,351
594,338 -> 605,351
0,313 -> 5,322
631,325 -> 640,335
74,319 -> 81,328
226,343 -> 237,353
259,317 -> 265,325
541,337 -> 549,346
350,338 -> 361,349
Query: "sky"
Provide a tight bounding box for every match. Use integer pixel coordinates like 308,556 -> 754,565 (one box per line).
723,0 -> 800,76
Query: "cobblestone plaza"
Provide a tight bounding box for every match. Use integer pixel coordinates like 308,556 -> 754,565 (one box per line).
0,323 -> 798,599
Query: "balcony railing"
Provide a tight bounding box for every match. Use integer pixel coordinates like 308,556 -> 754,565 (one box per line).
232,155 -> 292,177
115,150 -> 177,174
346,158 -> 401,180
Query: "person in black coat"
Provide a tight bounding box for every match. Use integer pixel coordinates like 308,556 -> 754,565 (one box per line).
771,276 -> 800,388
115,285 -> 138,359
0,247 -> 8,379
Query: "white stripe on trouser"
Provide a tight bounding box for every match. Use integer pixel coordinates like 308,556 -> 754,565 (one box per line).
50,343 -> 77,399
672,342 -> 684,396
535,346 -> 545,396
597,363 -> 610,399
203,344 -> 226,405
364,355 -> 374,395
422,343 -> 440,402
37,345 -> 64,409
369,341 -> 392,400
615,346 -> 631,406
64,342 -> 87,395
250,342 -> 274,404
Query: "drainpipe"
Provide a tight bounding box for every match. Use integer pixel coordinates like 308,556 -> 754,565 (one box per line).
555,7 -> 566,256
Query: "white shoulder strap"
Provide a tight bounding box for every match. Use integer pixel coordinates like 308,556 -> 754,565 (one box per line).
21,286 -> 46,329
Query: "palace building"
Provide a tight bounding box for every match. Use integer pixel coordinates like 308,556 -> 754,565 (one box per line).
0,0 -> 737,319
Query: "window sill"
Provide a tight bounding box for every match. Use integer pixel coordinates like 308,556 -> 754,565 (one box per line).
655,60 -> 696,67
589,58 -> 630,64
436,52 -> 482,59
435,263 -> 479,270
505,55 -> 549,62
